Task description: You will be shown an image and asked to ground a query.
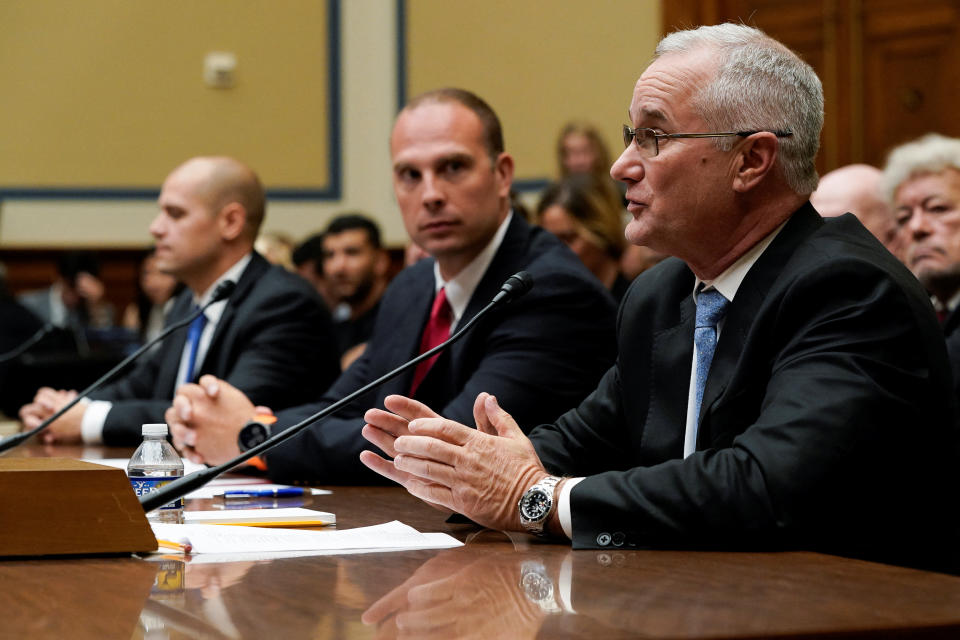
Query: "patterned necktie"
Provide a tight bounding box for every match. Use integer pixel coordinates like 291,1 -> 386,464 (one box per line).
183,306 -> 209,383
410,288 -> 453,395
693,288 -> 730,430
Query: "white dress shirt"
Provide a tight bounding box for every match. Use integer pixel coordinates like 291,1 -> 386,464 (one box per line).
80,254 -> 252,444
430,211 -> 512,330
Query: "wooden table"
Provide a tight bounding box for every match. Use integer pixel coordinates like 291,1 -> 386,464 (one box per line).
4,443 -> 960,639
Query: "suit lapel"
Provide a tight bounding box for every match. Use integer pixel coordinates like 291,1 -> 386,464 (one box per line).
697,203 -> 824,441
155,291 -> 194,394
384,263 -> 436,396
641,292 -> 696,460
198,253 -> 268,378
417,215 -> 530,394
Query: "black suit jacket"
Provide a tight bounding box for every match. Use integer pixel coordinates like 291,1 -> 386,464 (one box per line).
265,214 -> 619,484
93,253 -> 340,445
530,204 -> 960,567
941,308 -> 960,403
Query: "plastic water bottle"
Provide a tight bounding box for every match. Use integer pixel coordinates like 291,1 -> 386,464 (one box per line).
128,423 -> 185,524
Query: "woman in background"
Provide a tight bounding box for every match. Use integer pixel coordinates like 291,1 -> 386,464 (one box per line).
537,174 -> 631,302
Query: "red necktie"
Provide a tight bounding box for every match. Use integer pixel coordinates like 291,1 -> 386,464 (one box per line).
410,288 -> 453,395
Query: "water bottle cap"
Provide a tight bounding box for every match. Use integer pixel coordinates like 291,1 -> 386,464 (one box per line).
141,423 -> 169,437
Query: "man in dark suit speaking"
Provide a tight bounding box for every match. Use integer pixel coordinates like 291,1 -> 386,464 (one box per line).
361,25 -> 960,567
166,89 -> 618,484
19,156 -> 339,445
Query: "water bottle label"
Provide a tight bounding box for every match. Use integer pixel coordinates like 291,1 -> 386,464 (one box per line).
130,476 -> 184,510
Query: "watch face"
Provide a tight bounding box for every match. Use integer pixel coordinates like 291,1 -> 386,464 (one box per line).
238,422 -> 269,452
520,488 -> 551,522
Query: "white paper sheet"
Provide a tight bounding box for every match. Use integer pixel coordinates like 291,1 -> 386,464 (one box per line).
82,457 -> 208,475
151,520 -> 462,555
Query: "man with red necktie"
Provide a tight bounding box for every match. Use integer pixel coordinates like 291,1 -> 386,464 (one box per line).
166,90 -> 618,484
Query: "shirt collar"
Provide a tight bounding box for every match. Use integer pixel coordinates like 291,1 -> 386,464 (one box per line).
432,211 -> 513,326
692,219 -> 787,303
193,252 -> 252,323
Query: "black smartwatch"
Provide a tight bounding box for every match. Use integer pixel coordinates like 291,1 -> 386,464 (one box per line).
237,420 -> 271,452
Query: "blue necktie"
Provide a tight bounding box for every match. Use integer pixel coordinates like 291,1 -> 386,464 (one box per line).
693,288 -> 730,430
183,306 -> 208,383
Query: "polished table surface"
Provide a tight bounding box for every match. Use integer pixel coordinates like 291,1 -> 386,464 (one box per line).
4,443 -> 960,639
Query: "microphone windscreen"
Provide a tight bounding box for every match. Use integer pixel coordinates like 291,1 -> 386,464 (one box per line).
493,271 -> 534,305
211,280 -> 237,302
503,271 -> 533,297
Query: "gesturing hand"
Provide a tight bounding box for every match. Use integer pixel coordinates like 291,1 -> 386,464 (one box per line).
360,392 -> 549,532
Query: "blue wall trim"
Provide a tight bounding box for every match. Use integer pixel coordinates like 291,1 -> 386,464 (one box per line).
0,0 -> 343,202
395,0 -> 407,112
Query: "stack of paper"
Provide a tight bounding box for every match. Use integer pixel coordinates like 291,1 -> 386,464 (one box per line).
185,507 -> 334,527
151,520 -> 462,560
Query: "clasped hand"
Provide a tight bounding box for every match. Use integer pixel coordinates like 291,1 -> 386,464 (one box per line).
166,375 -> 268,465
360,392 -> 549,532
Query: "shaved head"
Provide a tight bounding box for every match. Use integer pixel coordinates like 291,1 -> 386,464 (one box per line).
167,156 -> 266,240
812,164 -> 896,245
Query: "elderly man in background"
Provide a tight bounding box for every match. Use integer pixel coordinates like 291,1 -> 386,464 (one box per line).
811,163 -> 901,257
19,156 -> 339,445
882,133 -> 960,402
362,24 -> 958,570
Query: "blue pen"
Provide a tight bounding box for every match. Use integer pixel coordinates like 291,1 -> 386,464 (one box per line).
222,487 -> 310,499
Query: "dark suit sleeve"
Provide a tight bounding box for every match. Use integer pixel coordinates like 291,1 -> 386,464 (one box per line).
265,264 -> 618,485
533,256 -> 957,554
99,273 -> 339,445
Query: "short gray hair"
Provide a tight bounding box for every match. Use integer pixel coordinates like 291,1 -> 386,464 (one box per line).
880,134 -> 960,204
656,23 -> 823,195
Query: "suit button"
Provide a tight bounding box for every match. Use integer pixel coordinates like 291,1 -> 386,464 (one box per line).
612,532 -> 625,547
597,532 -> 612,546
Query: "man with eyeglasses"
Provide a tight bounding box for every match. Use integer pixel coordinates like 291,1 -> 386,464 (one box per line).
362,24 -> 959,569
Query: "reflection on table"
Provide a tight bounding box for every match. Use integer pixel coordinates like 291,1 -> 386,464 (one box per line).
4,444 -> 960,639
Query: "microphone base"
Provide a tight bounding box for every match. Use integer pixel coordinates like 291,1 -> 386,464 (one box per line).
0,458 -> 156,557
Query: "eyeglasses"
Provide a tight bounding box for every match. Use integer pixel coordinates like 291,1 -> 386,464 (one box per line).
622,125 -> 793,158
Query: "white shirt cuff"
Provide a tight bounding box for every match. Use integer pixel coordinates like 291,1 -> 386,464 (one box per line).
80,399 -> 111,444
558,477 -> 585,539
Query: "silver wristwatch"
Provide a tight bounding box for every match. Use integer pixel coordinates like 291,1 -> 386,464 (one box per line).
518,476 -> 561,535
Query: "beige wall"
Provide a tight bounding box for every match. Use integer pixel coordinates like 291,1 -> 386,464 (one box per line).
407,0 -> 661,183
0,0 -> 660,248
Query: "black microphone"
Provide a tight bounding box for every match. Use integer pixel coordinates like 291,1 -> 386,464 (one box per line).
140,271 -> 534,512
0,280 -> 236,454
0,324 -> 55,364
491,271 -> 533,305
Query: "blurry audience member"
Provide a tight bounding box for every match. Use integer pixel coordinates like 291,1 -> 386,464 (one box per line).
404,242 -> 430,267
811,164 -> 901,256
557,121 -> 627,205
19,156 -> 339,445
557,122 -> 613,179
882,133 -> 960,399
537,174 -> 630,301
0,263 -> 45,417
255,231 -> 295,271
321,214 -> 390,369
292,232 -> 337,309
620,244 -> 669,280
18,251 -> 115,345
121,249 -> 182,345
